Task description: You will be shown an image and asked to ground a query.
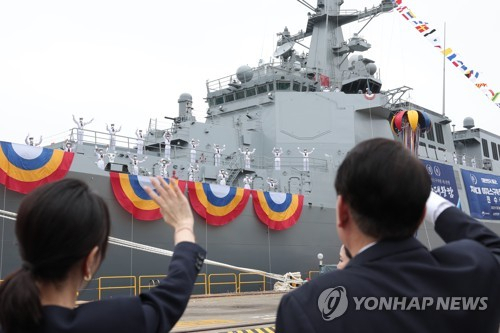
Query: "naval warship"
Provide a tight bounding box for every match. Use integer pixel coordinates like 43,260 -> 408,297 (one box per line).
2,0 -> 500,294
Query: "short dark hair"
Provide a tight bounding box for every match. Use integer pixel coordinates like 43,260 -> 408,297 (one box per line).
0,179 -> 111,333
335,138 -> 430,240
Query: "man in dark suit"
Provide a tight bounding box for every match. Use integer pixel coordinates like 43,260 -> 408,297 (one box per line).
275,138 -> 500,332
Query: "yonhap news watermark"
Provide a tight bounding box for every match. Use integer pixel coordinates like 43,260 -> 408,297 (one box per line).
318,286 -> 488,321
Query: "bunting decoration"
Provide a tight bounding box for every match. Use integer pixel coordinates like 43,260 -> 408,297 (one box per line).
110,172 -> 186,221
0,142 -> 74,194
392,0 -> 500,108
187,182 -> 250,226
251,190 -> 304,230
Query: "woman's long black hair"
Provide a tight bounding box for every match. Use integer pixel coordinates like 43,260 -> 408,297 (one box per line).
0,179 -> 110,332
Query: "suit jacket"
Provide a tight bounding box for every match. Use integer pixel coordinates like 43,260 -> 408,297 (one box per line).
275,207 -> 500,333
33,242 -> 206,333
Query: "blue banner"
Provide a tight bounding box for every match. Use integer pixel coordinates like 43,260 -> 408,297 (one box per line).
461,170 -> 500,220
422,160 -> 460,206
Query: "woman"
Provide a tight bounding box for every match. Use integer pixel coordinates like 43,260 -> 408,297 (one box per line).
0,177 -> 205,333
337,244 -> 352,270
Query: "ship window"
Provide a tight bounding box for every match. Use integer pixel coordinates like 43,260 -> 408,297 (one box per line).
491,142 -> 498,161
246,88 -> 256,97
293,82 -> 301,92
268,83 -> 274,92
257,84 -> 267,94
225,94 -> 234,103
277,81 -> 290,90
498,144 -> 500,159
420,131 -> 425,138
426,127 -> 435,141
235,91 -> 245,100
435,123 -> 445,144
208,98 -> 215,107
301,85 -> 308,92
215,96 -> 224,105
482,139 -> 490,157
309,85 -> 316,92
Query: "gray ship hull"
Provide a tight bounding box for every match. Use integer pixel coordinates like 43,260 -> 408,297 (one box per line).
2,165 -> 500,295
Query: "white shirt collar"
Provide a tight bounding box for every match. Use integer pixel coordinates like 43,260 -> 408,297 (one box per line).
357,241 -> 377,255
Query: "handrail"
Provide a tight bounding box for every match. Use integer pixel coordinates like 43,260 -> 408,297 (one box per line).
207,273 -> 237,294
194,273 -> 208,295
138,274 -> 167,294
237,273 -> 266,292
97,275 -> 137,300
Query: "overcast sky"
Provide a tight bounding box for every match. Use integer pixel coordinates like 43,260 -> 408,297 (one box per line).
1,0 -> 499,145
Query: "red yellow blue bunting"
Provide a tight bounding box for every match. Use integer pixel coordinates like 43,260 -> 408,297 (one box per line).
110,172 -> 186,221
251,190 -> 304,230
187,181 -> 250,226
0,141 -> 74,194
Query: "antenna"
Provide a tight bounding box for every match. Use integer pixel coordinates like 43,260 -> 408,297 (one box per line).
296,0 -> 315,11
273,42 -> 295,58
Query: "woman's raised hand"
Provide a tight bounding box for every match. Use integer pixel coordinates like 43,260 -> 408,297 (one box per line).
145,177 -> 195,244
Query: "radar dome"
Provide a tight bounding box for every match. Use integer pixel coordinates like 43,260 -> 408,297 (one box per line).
366,63 -> 377,75
463,117 -> 475,129
178,93 -> 192,103
236,65 -> 253,83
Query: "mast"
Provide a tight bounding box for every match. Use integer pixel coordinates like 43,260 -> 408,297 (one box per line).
304,0 -> 394,88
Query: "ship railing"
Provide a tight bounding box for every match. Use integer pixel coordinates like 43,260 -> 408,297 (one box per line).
169,149 -> 328,172
418,145 -> 483,169
250,155 -> 328,172
68,127 -> 155,153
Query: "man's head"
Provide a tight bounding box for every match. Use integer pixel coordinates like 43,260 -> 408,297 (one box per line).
335,138 -> 430,241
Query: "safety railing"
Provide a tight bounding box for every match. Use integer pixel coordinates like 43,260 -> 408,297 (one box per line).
74,271 -> 314,300
138,275 -> 167,294
207,273 -> 237,294
194,273 -> 208,295
98,275 -> 137,300
237,273 -> 266,292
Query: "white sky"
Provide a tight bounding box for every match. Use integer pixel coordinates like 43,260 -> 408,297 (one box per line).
1,0 -> 499,145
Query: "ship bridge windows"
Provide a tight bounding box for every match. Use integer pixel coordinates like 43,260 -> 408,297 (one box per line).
435,123 -> 445,144
293,81 -> 301,92
491,141 -> 498,161
426,127 -> 435,141
225,93 -> 235,103
309,85 -> 317,92
215,96 -> 224,105
482,139 -> 490,157
236,90 -> 245,100
246,87 -> 256,97
257,84 -> 268,94
277,81 -> 291,90
301,85 -> 308,92
268,83 -> 275,92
